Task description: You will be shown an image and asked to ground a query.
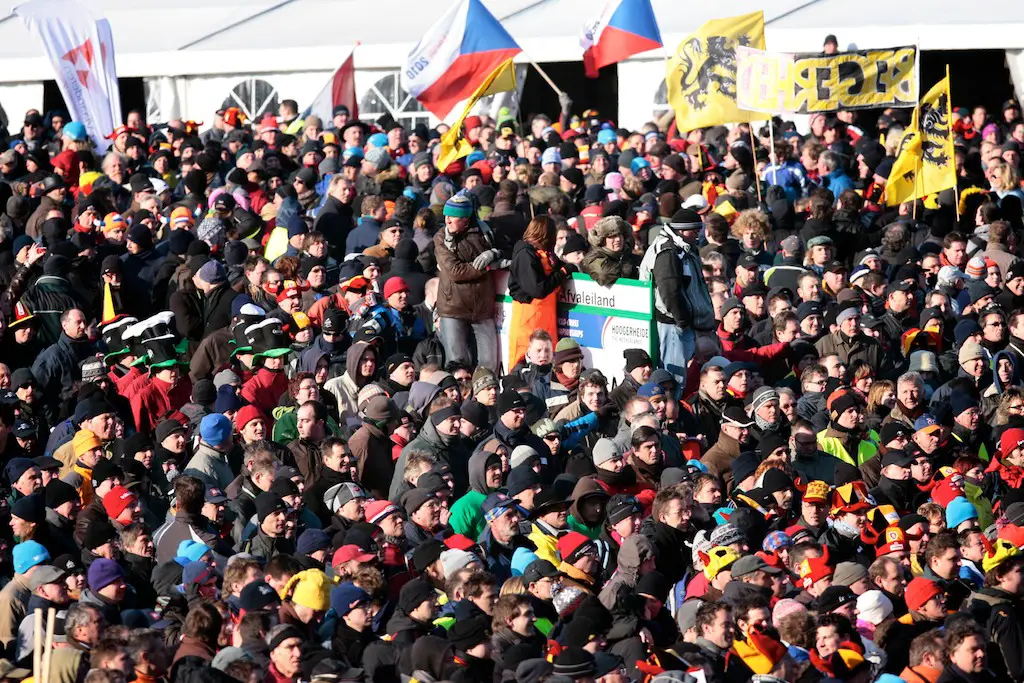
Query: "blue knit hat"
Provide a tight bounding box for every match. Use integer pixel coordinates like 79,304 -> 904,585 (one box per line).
946,496 -> 978,529
443,193 -> 473,218
13,540 -> 49,574
214,385 -> 241,413
175,540 -> 211,565
199,413 -> 233,447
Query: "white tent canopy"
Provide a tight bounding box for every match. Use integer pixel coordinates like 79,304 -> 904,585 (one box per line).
0,0 -> 1021,129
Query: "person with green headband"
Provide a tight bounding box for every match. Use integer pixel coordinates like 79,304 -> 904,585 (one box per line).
434,191 -> 507,373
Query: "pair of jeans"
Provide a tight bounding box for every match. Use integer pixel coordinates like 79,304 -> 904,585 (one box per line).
657,322 -> 695,391
439,317 -> 498,371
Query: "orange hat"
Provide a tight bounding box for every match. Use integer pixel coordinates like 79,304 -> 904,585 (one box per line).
72,429 -> 102,458
102,213 -> 127,234
222,107 -> 245,128
905,577 -> 943,613
339,276 -> 370,294
875,526 -> 907,556
170,206 -> 194,229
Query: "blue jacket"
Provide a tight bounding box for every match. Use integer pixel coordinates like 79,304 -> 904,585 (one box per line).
345,217 -> 382,254
477,526 -> 516,583
822,168 -> 855,198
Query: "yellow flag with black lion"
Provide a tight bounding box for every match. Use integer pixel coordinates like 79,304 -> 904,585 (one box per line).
666,11 -> 770,130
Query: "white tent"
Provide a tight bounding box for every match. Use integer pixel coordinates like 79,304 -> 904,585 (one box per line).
0,0 -> 1023,131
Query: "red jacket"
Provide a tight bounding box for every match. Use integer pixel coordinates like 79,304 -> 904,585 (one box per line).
111,366 -> 142,395
717,326 -> 788,361
121,369 -> 151,401
131,375 -> 192,433
241,367 -> 289,415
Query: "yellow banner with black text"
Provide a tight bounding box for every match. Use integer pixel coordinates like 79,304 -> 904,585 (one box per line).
735,45 -> 918,115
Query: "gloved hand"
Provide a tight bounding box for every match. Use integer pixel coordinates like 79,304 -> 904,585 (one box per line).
558,92 -> 573,114
597,402 -> 619,423
496,258 -> 512,270
472,248 -> 501,270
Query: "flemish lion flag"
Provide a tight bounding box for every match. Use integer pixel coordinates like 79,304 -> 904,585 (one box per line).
437,58 -> 517,171
885,75 -> 955,206
665,11 -> 768,130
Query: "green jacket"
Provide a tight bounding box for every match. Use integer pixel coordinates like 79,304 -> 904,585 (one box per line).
449,490 -> 487,540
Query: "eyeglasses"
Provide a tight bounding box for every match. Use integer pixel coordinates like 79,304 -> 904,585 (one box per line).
987,320 -> 1005,327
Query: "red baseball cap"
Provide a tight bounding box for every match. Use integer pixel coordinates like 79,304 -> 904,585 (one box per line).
102,486 -> 138,520
332,544 -> 375,567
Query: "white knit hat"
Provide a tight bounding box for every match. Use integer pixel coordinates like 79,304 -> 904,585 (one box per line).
856,589 -> 893,625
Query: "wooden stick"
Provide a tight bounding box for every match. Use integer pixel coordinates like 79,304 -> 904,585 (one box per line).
41,607 -> 55,683
748,126 -> 763,204
524,56 -> 561,96
33,608 -> 42,683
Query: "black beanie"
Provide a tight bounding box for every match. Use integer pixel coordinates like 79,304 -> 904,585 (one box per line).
497,389 -> 526,415
447,613 -> 491,651
398,577 -> 437,614
623,348 -> 653,373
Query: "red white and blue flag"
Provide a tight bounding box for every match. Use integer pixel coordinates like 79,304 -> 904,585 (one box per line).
580,0 -> 662,78
304,48 -> 359,123
401,0 -> 521,119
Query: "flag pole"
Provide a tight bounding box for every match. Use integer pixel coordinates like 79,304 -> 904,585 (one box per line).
767,123 -> 778,187
748,126 -> 763,204
521,53 -> 562,96
947,64 -> 960,221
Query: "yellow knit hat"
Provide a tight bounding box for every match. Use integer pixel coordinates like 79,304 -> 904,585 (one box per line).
983,538 -> 1020,573
283,569 -> 330,611
72,430 -> 101,458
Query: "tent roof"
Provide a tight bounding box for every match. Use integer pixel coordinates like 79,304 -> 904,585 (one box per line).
0,0 -> 1021,83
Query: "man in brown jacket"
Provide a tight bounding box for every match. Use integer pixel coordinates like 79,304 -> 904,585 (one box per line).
434,193 -> 505,371
814,305 -> 882,367
348,396 -> 399,500
701,406 -> 754,491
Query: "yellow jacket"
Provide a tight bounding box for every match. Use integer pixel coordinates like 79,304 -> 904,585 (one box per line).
71,462 -> 95,507
817,429 -> 880,467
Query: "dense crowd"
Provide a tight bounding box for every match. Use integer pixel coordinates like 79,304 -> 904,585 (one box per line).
1,46 -> 1024,683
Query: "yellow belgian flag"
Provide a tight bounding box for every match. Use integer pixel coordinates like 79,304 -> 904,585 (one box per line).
437,59 -> 517,171
885,73 -> 956,206
666,11 -> 769,131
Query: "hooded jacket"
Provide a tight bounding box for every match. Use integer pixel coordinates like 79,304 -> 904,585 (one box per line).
391,406 -> 470,498
448,450 -> 501,539
567,477 -> 610,539
324,341 -> 375,422
598,534 -> 653,610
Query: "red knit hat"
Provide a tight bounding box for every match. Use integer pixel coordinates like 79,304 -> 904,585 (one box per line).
365,500 -> 401,525
1001,428 -> 1024,459
383,277 -> 409,300
557,531 -> 594,564
931,479 -> 964,508
235,405 -> 264,430
102,486 -> 138,520
905,577 -> 943,613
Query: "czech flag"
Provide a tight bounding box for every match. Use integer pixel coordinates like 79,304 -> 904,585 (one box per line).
581,0 -> 662,78
303,47 -> 358,123
401,0 -> 521,119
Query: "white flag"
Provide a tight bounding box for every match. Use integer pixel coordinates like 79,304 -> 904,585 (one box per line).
14,0 -> 121,153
